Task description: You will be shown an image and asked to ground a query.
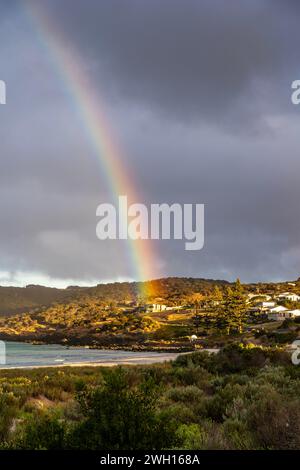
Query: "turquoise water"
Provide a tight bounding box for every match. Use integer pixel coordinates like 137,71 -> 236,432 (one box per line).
0,341 -> 179,368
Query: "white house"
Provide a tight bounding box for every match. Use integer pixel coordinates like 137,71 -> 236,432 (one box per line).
146,303 -> 167,313
269,308 -> 300,321
257,301 -> 276,309
248,301 -> 276,313
269,305 -> 288,313
165,305 -> 183,311
277,292 -> 300,302
267,305 -> 288,321
287,309 -> 300,318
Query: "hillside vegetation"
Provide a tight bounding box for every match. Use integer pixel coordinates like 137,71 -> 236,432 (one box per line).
1,278 -> 300,350
0,278 -> 229,316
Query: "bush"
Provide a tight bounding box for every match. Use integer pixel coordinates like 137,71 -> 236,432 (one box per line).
247,390 -> 300,449
159,403 -> 196,425
204,384 -> 244,422
173,351 -> 214,370
166,385 -> 204,404
269,331 -> 298,344
17,413 -> 66,450
173,366 -> 212,389
0,391 -> 18,443
67,368 -> 177,450
176,423 -> 207,449
222,419 -> 255,450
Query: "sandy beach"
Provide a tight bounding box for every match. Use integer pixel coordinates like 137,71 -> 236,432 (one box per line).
0,341 -> 188,369
1,354 -> 182,370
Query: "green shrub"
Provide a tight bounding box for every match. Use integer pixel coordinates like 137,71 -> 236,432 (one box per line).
17,413 -> 66,450
67,368 -> 177,450
0,391 -> 18,443
176,423 -> 207,449
223,419 -> 255,449
166,385 -> 204,404
247,391 -> 300,449
159,403 -> 196,425
204,383 -> 244,422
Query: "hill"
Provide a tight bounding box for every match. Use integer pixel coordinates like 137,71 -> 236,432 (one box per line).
0,285 -> 78,316
1,276 -> 300,350
0,277 -> 229,316
0,277 -> 230,348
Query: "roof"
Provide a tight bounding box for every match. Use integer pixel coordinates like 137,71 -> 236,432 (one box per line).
288,309 -> 300,316
278,292 -> 299,297
269,306 -> 288,313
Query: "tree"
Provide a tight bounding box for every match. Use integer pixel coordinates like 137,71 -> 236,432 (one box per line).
216,279 -> 247,334
211,286 -> 223,304
192,286 -> 224,333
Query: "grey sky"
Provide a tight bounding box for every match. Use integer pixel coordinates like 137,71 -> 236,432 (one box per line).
0,0 -> 300,286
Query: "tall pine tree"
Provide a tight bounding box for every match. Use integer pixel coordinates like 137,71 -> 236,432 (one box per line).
216,279 -> 247,334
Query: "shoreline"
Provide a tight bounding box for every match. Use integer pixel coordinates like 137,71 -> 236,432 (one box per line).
0,341 -> 191,370
0,353 -> 185,371
0,340 -> 219,371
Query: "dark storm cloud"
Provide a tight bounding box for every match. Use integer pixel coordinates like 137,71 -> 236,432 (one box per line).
37,0 -> 300,127
0,0 -> 300,285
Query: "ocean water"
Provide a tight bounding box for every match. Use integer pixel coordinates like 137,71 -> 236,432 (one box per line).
0,341 -> 179,368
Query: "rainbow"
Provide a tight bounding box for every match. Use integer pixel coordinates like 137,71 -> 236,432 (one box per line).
23,1 -> 158,298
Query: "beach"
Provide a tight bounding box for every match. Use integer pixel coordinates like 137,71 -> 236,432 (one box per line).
0,341 -> 184,369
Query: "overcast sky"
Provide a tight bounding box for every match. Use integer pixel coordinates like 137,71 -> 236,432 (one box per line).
0,0 -> 300,287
